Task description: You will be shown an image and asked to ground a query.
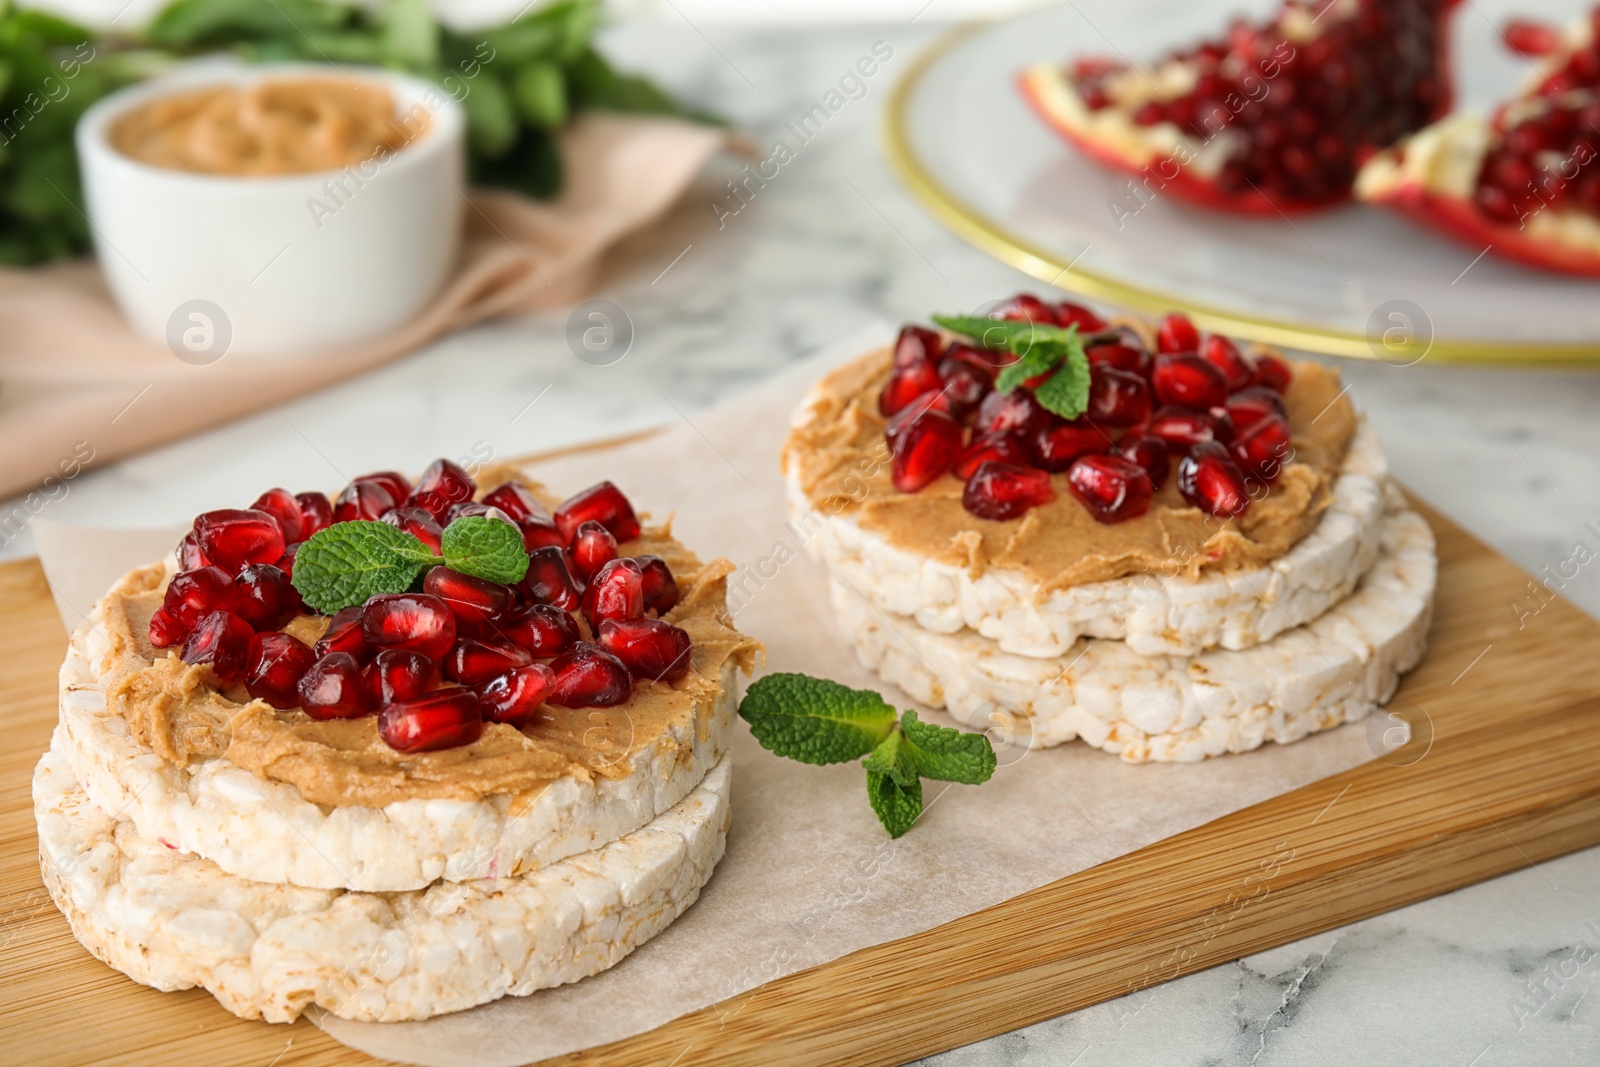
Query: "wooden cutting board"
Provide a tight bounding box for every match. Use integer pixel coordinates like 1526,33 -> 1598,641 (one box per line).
4,493 -> 1600,1067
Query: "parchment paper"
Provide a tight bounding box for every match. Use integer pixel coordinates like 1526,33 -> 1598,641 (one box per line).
34,333 -> 1378,1067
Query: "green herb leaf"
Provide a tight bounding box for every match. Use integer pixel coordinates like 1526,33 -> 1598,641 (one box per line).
863,727 -> 917,788
738,673 -> 898,765
291,521 -> 436,614
866,768 -> 923,839
900,710 -> 997,785
511,60 -> 568,128
1032,340 -> 1092,422
440,516 -> 530,585
934,312 -> 1090,420
932,314 -> 1070,355
993,340 -> 1065,395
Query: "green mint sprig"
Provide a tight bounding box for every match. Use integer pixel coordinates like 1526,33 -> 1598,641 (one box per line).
291,516 -> 529,613
739,673 -> 997,838
932,313 -> 1091,421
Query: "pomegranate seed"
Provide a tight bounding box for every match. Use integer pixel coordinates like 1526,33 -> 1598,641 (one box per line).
315,605 -> 371,660
1054,301 -> 1107,331
362,593 -> 458,661
519,516 -> 565,552
955,431 -> 1030,480
406,459 -> 477,523
1252,354 -> 1292,392
893,324 -> 944,368
1225,386 -> 1287,432
496,603 -> 580,657
1156,313 -> 1200,354
1113,433 -> 1172,490
941,341 -> 1006,376
378,689 -> 483,752
1086,342 -> 1150,376
181,610 -> 253,685
975,389 -> 1050,438
445,501 -> 501,523
245,632 -> 316,709
1502,19 -> 1561,58
884,391 -> 958,449
354,471 -> 410,506
598,618 -> 693,682
878,359 -> 945,418
276,542 -> 300,579
890,409 -> 962,492
194,509 -> 286,574
547,643 -> 634,708
1086,366 -> 1152,427
1200,335 -> 1255,391
1068,455 -> 1153,524
332,480 -> 396,524
444,637 -> 533,686
571,520 -> 619,581
937,356 -> 993,416
476,663 -> 557,727
422,565 -> 512,628
522,546 -> 584,611
295,493 -> 334,539
1230,412 -> 1294,482
232,563 -> 299,630
1033,416 -> 1114,472
1148,405 -> 1232,450
962,461 -> 1056,521
1152,354 -> 1229,409
1178,441 -> 1252,518
148,606 -> 187,648
364,648 -> 434,705
382,505 -> 444,555
482,482 -> 549,524
298,652 -> 371,719
162,565 -> 234,629
249,488 -> 304,544
554,481 -> 641,543
994,293 -> 1054,324
636,555 -> 680,614
582,558 -> 644,626
176,530 -> 209,570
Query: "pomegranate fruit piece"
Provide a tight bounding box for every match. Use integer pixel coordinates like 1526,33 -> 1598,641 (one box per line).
993,293 -> 1055,323
315,605 -> 371,661
975,389 -> 1050,439
298,652 -> 371,719
582,557 -> 644,627
1502,17 -> 1561,58
1200,335 -> 1255,391
519,518 -> 567,552
1230,412 -> 1294,481
890,408 -> 963,492
1148,405 -> 1233,450
249,488 -> 304,544
245,632 -> 316,709
878,359 -> 945,418
354,471 -> 410,506
176,530 -> 209,570
893,324 -> 944,368
1178,441 -> 1253,518
1085,366 -> 1152,427
1155,313 -> 1201,355
554,481 -> 641,543
884,390 -> 957,447
1152,354 -> 1229,410
570,520 -> 619,581
332,480 -> 396,524
181,610 -> 253,686
362,593 -> 458,661
378,689 -> 484,753
1252,354 -> 1292,392
954,431 -> 1031,480
295,493 -> 334,539
382,505 -> 445,555
406,459 -> 477,523
598,618 -> 693,682
936,355 -> 993,417
194,509 -> 286,574
636,555 -> 681,614
522,546 -> 584,611
476,663 -> 557,727
365,648 -> 434,705
482,481 -> 549,524
497,603 -> 581,657
962,461 -> 1057,521
161,565 -> 234,629
276,542 -> 300,579
148,606 -> 187,648
231,563 -> 300,630
1054,301 -> 1107,331
1085,341 -> 1150,377
1068,454 -> 1154,524
422,565 -> 512,628
1225,386 -> 1288,432
1032,416 -> 1114,472
1113,433 -> 1172,490
547,643 -> 634,708
444,637 -> 533,686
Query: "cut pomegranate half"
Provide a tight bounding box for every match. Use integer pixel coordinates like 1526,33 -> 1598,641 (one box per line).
1020,0 -> 1462,214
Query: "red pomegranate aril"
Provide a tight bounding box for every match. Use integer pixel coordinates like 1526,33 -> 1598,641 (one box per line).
482,482 -> 549,524
364,648 -> 434,705
942,341 -> 1006,375
295,493 -> 334,539
245,632 -> 316,709
378,689 -> 483,752
1230,412 -> 1294,482
315,605 -> 371,660
497,603 -> 581,657
1033,416 -> 1114,472
1156,313 -> 1201,354
975,389 -> 1050,438
884,391 -> 957,448
276,542 -> 300,579
407,459 -> 477,523
598,618 -> 693,682
1055,301 -> 1107,331
571,520 -> 619,581
1225,386 -> 1288,432
955,431 -> 1030,480
636,555 -> 681,614
354,471 -> 410,507
444,637 -> 533,686
1148,405 -> 1233,449
176,531 -> 209,570
445,501 -> 501,523
1152,354 -> 1229,409
149,606 -> 187,648
382,505 -> 444,555
362,593 -> 458,661
298,652 -> 372,720
1252,354 -> 1292,392
963,461 -> 1056,521
554,481 -> 641,543
162,565 -> 234,628
232,563 -> 299,630
1502,19 -> 1562,58
1113,433 -> 1172,490
423,565 -> 512,627
1086,366 -> 1152,427
582,557 -> 644,626
249,488 -> 304,545
476,663 -> 557,727
878,359 -> 945,418
1199,335 -> 1255,391
937,356 -> 993,416
890,408 -> 963,492
893,324 -> 944,368
1086,341 -> 1151,377
994,293 -> 1055,324
332,481 -> 397,524
519,517 -> 567,552
547,643 -> 634,708
194,509 -> 286,574
1068,454 -> 1153,524
522,546 -> 584,611
181,610 -> 253,686
1178,441 -> 1252,518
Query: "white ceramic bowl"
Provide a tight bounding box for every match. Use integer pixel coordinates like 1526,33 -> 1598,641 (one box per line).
76,59 -> 465,359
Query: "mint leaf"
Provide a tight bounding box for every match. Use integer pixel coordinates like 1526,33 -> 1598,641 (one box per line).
993,341 -> 1064,394
441,516 -> 530,584
866,768 -> 922,838
291,521 -> 436,614
863,728 -> 918,788
900,710 -> 997,785
933,314 -> 1070,355
738,673 -> 898,765
1032,335 -> 1091,421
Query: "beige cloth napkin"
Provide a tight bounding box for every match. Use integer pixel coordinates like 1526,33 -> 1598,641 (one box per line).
0,113 -> 727,500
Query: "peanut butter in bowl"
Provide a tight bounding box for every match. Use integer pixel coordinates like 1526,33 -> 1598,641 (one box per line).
107,77 -> 427,177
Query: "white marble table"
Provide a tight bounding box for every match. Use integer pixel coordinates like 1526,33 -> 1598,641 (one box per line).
4,19 -> 1599,1067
